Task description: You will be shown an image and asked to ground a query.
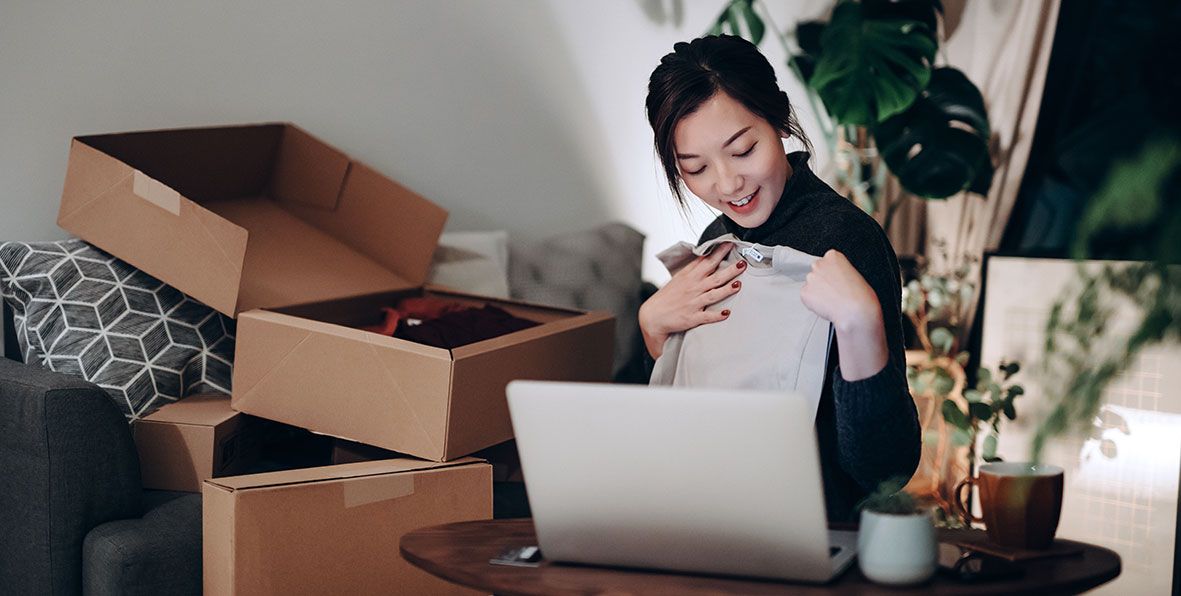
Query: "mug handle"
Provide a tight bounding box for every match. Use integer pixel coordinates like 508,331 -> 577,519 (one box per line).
953,477 -> 984,525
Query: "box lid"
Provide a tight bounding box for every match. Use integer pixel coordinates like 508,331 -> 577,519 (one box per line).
205,456 -> 485,491
140,394 -> 239,427
58,123 -> 448,316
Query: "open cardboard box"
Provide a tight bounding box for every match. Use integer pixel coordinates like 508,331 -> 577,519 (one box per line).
233,287 -> 614,461
203,457 -> 490,595
58,123 -> 615,462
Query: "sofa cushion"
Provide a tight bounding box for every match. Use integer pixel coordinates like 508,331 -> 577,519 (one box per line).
0,240 -> 234,419
508,222 -> 645,376
428,230 -> 511,298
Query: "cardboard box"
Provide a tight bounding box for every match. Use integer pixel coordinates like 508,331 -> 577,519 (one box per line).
133,394 -> 337,492
57,123 -> 615,462
203,458 -> 490,595
133,395 -> 264,492
234,289 -> 614,461
58,123 -> 447,317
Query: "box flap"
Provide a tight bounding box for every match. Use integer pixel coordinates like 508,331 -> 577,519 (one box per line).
59,140 -> 249,315
271,125 -> 350,210
140,394 -> 238,427
231,309 -> 454,460
277,154 -> 447,287
205,457 -> 484,491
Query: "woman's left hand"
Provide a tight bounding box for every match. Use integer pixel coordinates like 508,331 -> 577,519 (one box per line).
801,249 -> 889,381
800,249 -> 881,334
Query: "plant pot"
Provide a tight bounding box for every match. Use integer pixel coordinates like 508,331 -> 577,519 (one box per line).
858,509 -> 937,585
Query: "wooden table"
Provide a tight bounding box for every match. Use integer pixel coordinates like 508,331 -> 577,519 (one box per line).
400,519 -> 1121,595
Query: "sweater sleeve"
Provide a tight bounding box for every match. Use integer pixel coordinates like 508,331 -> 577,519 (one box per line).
828,216 -> 921,492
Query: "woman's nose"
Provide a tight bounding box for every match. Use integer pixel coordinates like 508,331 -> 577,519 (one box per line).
715,163 -> 743,196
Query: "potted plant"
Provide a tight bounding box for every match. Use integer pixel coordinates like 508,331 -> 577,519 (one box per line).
707,0 -> 995,224
856,477 -> 936,585
899,246 -> 1024,526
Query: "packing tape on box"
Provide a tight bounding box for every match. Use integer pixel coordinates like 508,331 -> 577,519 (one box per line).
343,474 -> 415,508
132,171 -> 181,216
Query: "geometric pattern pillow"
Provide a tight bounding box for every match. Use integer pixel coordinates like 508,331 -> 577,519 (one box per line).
0,239 -> 235,420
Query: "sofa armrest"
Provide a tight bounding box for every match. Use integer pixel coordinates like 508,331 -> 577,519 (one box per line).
83,493 -> 202,596
0,358 -> 142,596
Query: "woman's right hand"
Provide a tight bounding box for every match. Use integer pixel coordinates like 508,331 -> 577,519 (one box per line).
638,242 -> 746,359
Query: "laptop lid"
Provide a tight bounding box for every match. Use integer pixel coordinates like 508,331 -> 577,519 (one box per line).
506,381 -> 839,582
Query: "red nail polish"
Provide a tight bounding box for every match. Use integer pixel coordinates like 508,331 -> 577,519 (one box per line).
721,309 -> 731,317
736,260 -> 746,269
731,280 -> 741,289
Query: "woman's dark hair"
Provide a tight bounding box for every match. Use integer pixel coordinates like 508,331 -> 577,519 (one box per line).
646,34 -> 812,207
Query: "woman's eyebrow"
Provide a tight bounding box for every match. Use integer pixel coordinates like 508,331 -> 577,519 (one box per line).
676,126 -> 753,159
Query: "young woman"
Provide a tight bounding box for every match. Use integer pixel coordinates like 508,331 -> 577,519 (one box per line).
641,35 -> 920,520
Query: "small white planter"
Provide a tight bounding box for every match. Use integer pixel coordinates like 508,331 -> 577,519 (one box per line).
858,509 -> 937,585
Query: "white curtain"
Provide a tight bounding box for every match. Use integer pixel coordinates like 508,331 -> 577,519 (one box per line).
923,0 -> 1061,337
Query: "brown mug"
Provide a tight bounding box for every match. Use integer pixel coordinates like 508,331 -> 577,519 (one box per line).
953,462 -> 1064,550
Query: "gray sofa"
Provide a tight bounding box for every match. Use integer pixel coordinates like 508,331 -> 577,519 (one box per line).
1,301 -> 203,596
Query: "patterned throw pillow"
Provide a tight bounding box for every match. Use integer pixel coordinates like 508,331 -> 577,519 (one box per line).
0,240 -> 235,420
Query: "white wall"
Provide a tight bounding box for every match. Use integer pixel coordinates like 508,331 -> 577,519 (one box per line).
0,0 -> 830,290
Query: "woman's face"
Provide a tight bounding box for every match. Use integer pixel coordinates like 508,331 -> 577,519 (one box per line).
673,91 -> 790,228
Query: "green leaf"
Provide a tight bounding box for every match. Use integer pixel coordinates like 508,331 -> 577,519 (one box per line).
951,426 -> 972,447
932,368 -> 955,397
795,20 -> 826,56
975,366 -> 992,389
941,399 -> 967,428
910,371 -> 928,394
1074,139 -> 1181,262
874,67 -> 994,198
982,434 -> 998,461
1000,360 -> 1021,378
808,2 -> 937,125
1007,385 -> 1025,399
1003,401 -> 1016,420
964,389 -> 982,402
930,326 -> 954,356
988,382 -> 1003,402
736,0 -> 764,45
969,402 -> 992,421
955,351 -> 970,366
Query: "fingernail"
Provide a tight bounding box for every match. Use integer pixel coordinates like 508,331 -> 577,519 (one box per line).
731,280 -> 741,289
736,260 -> 746,269
721,309 -> 731,317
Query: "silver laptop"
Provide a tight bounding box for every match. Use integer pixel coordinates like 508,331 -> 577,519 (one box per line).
505,380 -> 857,583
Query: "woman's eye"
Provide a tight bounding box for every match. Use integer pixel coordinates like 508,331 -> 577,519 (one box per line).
685,166 -> 706,176
735,143 -> 757,157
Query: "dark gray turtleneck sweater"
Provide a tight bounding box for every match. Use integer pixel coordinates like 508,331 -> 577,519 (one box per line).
698,151 -> 920,521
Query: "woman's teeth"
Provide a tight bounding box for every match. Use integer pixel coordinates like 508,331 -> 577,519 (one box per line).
730,192 -> 755,207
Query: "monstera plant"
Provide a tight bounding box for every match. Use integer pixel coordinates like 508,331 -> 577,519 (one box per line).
708,0 -> 993,220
